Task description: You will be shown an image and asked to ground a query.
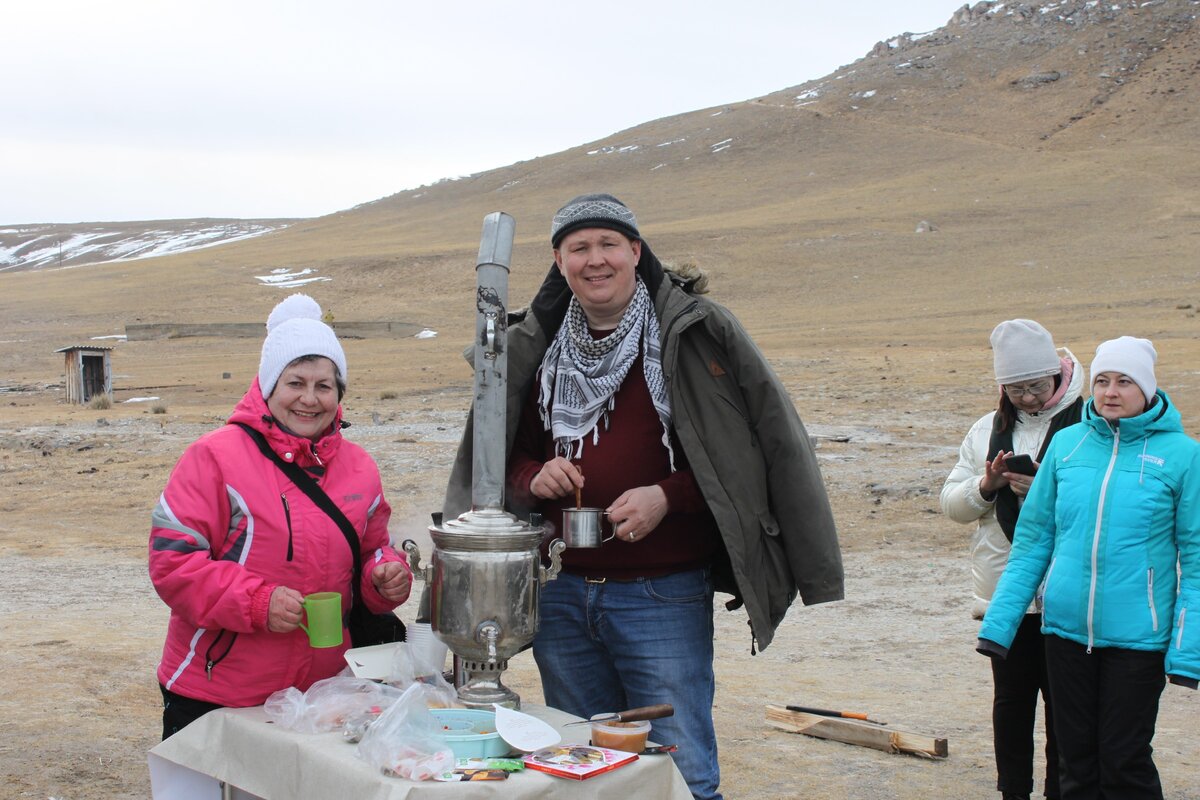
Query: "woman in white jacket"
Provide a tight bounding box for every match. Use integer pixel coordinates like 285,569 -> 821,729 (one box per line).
941,319 -> 1083,800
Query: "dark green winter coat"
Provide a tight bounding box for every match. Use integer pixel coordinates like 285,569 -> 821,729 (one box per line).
443,243 -> 843,651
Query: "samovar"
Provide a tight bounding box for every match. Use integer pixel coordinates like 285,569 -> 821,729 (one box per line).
403,212 -> 564,709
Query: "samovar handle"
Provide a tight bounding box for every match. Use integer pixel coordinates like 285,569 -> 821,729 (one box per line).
540,538 -> 566,583
401,539 -> 430,582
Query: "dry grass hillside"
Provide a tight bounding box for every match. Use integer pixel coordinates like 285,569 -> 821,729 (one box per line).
2,2 -> 1199,798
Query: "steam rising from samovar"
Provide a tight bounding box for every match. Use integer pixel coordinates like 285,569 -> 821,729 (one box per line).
403,212 -> 564,709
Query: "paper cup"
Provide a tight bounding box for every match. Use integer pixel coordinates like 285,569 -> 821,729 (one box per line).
405,622 -> 449,675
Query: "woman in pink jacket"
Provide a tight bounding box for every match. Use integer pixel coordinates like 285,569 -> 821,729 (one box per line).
149,294 -> 411,739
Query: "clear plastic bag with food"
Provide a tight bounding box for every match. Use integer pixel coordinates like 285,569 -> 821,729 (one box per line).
388,642 -> 459,709
357,683 -> 455,780
264,676 -> 403,734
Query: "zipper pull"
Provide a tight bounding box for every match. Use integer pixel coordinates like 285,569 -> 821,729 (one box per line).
206,660 -> 215,680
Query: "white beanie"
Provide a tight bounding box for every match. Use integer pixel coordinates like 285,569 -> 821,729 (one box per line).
257,294 -> 347,399
1090,336 -> 1157,405
991,319 -> 1060,384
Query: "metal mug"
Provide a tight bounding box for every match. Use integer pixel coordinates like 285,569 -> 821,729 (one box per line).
562,507 -> 615,548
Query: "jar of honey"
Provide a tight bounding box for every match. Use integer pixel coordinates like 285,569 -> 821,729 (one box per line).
589,719 -> 651,752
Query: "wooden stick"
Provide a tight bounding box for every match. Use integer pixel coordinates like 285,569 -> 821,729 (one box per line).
765,705 -> 948,759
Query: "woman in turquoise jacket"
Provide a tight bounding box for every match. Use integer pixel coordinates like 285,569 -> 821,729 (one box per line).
978,336 -> 1199,800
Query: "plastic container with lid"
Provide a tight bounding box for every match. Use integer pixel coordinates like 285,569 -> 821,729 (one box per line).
589,718 -> 651,752
429,708 -> 509,759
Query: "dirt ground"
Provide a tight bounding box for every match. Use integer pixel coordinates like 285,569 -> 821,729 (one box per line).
1,338 -> 1196,800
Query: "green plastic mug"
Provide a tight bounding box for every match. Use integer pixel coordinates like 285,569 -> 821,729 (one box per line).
299,591 -> 344,648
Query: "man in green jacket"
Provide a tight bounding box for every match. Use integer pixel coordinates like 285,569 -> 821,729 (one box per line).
444,194 -> 842,800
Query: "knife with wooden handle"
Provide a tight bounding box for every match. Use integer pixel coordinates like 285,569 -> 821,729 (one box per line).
564,703 -> 675,726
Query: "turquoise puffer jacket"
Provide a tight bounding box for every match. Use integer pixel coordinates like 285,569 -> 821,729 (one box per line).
979,390 -> 1200,682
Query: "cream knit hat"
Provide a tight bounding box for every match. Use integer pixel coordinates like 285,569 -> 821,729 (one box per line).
257,294 -> 347,399
991,319 -> 1061,384
1090,336 -> 1157,405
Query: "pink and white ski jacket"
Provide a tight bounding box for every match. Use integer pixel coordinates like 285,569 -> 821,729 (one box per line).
149,380 -> 409,707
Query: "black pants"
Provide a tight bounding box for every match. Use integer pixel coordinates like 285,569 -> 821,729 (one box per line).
160,684 -> 224,741
1043,634 -> 1166,800
991,614 -> 1059,798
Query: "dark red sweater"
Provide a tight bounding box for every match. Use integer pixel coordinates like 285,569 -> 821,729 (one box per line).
508,352 -> 720,579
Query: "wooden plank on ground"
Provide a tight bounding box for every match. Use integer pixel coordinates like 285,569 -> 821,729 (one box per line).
765,705 -> 948,759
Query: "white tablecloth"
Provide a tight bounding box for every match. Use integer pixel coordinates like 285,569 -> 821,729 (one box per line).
148,703 -> 691,800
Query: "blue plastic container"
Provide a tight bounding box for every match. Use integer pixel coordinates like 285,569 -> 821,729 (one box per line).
429,708 -> 510,759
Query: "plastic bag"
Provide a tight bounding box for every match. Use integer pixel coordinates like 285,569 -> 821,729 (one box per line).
388,642 -> 459,709
357,682 -> 455,780
264,676 -> 403,734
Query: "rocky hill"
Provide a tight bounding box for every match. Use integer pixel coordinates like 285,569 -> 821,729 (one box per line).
2,0 -> 1197,363
0,218 -> 297,273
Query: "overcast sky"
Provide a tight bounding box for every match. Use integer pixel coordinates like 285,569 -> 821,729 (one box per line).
3,1 -> 962,225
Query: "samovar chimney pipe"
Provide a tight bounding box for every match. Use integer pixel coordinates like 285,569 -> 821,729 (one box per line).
471,212 -> 515,512
402,211 -> 564,709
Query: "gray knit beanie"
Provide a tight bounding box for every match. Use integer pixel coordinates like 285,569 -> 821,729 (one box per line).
550,193 -> 640,248
1090,336 -> 1157,405
258,294 -> 347,399
991,319 -> 1061,384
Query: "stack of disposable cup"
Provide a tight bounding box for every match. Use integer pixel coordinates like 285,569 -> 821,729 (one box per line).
405,621 -> 449,676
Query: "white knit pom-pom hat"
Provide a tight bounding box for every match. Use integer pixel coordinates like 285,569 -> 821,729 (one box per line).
257,294 -> 347,399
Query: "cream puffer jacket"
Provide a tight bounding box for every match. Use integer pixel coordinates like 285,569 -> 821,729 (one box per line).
940,348 -> 1082,619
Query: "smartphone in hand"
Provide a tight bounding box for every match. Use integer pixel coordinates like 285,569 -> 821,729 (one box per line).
1004,454 -> 1037,475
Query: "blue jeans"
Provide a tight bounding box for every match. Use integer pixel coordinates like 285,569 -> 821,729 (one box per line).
533,570 -> 722,800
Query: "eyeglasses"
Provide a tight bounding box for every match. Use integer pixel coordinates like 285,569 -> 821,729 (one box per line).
1003,379 -> 1053,399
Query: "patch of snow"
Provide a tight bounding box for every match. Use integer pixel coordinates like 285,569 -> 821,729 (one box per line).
254,268 -> 331,288
124,396 -> 160,403
710,138 -> 733,153
90,335 -> 127,341
0,221 -> 288,272
710,110 -> 724,116
414,329 -> 437,339
796,88 -> 821,101
657,138 -> 686,147
651,164 -> 666,171
587,144 -> 641,155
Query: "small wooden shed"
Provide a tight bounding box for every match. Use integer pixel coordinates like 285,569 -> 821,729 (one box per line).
55,345 -> 113,404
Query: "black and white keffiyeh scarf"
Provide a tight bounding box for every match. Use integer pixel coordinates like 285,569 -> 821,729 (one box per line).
537,278 -> 674,467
